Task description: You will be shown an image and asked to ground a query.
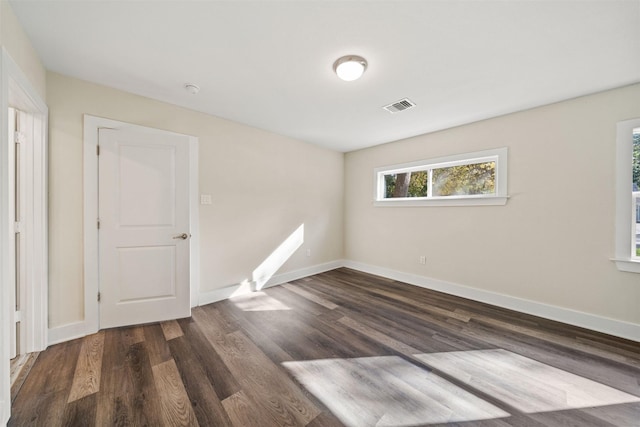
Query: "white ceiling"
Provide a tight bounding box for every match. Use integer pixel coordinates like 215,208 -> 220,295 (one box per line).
9,0 -> 640,152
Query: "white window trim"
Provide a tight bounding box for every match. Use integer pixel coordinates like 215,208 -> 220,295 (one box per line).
373,147 -> 508,207
613,118 -> 640,273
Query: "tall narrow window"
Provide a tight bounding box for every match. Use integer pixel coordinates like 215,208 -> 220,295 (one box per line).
614,118 -> 640,273
632,129 -> 639,259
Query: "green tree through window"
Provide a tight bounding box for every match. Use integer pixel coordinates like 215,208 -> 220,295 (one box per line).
385,171 -> 428,198
433,162 -> 495,196
633,131 -> 640,257
633,132 -> 639,190
384,162 -> 495,198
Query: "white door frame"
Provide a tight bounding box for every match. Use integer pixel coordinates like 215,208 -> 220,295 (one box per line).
83,115 -> 199,335
1,48 -> 48,425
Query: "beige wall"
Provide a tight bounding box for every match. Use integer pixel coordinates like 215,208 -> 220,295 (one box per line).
11,1 -> 637,330
47,72 -> 344,328
0,0 -> 46,100
345,83 -> 640,325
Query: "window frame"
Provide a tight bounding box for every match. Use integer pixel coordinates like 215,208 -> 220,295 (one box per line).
373,147 -> 508,207
613,118 -> 640,273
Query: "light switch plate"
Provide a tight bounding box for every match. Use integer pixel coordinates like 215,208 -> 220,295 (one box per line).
200,194 -> 212,205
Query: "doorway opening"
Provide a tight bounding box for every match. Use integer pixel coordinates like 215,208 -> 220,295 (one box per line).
6,91 -> 48,357
1,49 -> 48,423
8,106 -> 46,399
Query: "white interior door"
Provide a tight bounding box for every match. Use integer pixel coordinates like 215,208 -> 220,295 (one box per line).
98,128 -> 191,328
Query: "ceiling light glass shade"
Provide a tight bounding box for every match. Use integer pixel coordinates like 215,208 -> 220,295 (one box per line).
333,55 -> 367,81
184,83 -> 200,94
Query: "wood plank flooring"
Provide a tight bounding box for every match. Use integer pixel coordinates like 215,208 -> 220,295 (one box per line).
10,352 -> 39,402
9,268 -> 640,426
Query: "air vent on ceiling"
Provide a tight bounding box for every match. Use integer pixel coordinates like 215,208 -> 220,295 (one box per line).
383,98 -> 416,114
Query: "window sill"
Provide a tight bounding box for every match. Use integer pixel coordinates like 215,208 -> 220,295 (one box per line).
612,258 -> 640,273
373,196 -> 509,207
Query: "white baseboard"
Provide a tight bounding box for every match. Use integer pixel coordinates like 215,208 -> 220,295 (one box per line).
262,260 -> 345,288
45,261 -> 345,346
47,321 -> 88,346
46,259 -> 639,346
198,260 -> 344,306
198,283 -> 251,306
343,260 -> 640,342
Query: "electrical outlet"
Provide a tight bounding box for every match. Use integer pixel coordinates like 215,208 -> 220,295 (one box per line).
200,194 -> 212,205
419,255 -> 426,265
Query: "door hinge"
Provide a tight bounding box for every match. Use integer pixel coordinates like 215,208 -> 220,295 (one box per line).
97,219 -> 100,229
14,131 -> 25,144
14,222 -> 22,233
97,292 -> 101,302
97,145 -> 100,156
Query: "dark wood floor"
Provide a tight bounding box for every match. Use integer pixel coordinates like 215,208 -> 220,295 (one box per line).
10,268 -> 640,426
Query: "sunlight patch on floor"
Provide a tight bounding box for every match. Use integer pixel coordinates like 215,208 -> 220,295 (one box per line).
415,349 -> 640,413
283,356 -> 510,427
230,292 -> 292,312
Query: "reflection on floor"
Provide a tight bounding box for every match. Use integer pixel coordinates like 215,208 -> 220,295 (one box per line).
9,352 -> 39,402
230,291 -> 292,312
284,356 -> 509,426
415,349 -> 640,413
285,349 -> 640,427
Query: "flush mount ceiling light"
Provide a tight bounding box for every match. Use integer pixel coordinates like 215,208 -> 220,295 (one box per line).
184,83 -> 200,94
333,55 -> 367,81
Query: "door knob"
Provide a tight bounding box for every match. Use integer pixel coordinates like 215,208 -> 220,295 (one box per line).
173,233 -> 189,240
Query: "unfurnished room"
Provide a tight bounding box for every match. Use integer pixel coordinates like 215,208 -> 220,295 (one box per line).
1,1 -> 639,426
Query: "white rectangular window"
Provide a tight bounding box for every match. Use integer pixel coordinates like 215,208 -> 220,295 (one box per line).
374,148 -> 508,207
634,129 -> 640,260
614,118 -> 640,273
